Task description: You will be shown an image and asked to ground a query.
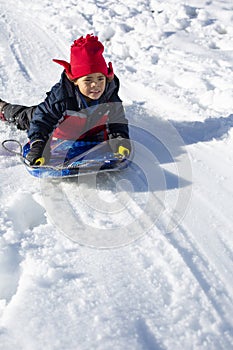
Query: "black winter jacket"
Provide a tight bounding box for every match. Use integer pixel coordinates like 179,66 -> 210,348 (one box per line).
28,72 -> 129,142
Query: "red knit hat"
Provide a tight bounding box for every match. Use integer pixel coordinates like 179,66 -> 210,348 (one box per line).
53,34 -> 114,80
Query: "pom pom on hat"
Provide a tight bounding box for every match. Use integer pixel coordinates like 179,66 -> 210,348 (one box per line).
53,34 -> 114,80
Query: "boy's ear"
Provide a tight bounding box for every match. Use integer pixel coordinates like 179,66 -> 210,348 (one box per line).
107,75 -> 114,83
65,72 -> 78,84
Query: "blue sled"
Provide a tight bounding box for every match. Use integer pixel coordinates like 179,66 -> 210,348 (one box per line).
23,140 -> 131,178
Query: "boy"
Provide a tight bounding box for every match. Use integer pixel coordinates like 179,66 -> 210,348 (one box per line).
0,34 -> 131,165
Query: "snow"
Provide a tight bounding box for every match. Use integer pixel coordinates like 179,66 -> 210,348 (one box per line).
0,0 -> 233,349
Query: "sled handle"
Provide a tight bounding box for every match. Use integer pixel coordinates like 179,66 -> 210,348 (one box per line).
1,139 -> 23,157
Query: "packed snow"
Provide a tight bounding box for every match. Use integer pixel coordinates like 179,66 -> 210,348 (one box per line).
0,0 -> 233,349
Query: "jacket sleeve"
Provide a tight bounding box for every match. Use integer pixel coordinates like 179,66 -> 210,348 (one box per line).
106,77 -> 130,139
107,101 -> 129,139
27,85 -> 66,142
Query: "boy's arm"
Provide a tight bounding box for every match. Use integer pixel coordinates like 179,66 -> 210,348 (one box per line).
107,101 -> 129,138
26,90 -> 65,165
28,97 -> 65,142
107,102 -> 131,157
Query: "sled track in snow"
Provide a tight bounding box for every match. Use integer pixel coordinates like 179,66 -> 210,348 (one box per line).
0,3 -> 67,101
36,164 -> 233,346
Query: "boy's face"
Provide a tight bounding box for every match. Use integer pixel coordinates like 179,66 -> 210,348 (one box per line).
74,72 -> 106,100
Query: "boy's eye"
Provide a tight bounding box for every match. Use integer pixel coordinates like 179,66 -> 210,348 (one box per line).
84,77 -> 105,83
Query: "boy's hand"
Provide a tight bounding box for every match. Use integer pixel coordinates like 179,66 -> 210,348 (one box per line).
109,135 -> 131,158
25,140 -> 48,166
117,145 -> 130,157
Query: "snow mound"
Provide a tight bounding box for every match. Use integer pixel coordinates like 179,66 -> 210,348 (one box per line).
6,191 -> 46,232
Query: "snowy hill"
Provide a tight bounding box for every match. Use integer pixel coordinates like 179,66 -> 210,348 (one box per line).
0,0 -> 233,349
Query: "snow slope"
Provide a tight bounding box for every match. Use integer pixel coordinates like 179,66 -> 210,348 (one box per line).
0,0 -> 233,349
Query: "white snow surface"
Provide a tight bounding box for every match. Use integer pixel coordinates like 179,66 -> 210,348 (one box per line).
0,0 -> 233,349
